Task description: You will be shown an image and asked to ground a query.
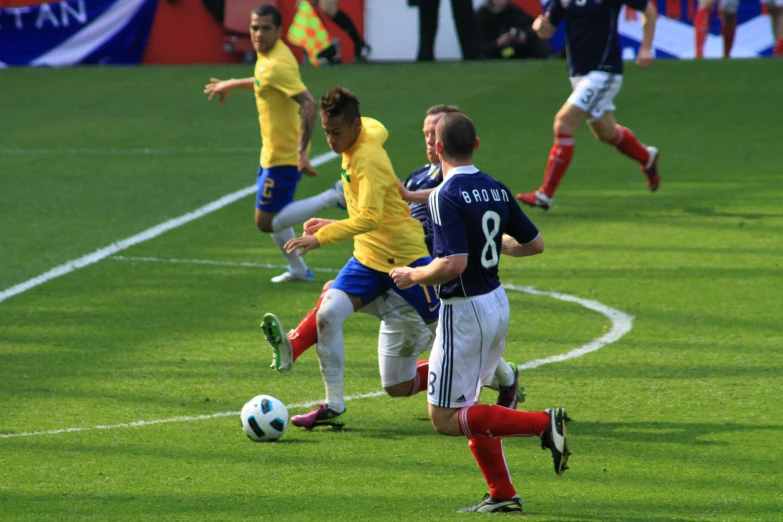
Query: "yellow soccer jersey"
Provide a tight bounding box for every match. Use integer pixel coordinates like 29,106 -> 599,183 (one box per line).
314,118 -> 429,272
254,40 -> 307,168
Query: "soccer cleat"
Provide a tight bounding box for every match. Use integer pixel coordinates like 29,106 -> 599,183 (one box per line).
334,180 -> 347,210
290,404 -> 347,430
355,44 -> 372,63
270,268 -> 315,283
541,407 -> 572,476
642,146 -> 660,192
261,313 -> 294,373
496,362 -> 526,409
458,493 -> 522,513
516,189 -> 553,210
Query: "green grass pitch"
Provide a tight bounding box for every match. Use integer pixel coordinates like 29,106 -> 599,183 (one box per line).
1,59 -> 782,521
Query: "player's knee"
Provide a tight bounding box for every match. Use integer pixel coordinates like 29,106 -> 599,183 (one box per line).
384,382 -> 411,397
255,215 -> 274,233
429,415 -> 454,435
597,127 -> 616,143
322,280 -> 334,293
316,290 -> 352,333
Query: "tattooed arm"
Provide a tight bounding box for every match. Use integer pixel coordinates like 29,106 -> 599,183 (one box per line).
292,90 -> 319,176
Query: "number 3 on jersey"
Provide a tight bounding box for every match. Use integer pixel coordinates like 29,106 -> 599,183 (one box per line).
481,210 -> 500,269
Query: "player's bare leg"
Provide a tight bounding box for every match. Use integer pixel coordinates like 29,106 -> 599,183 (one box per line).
255,208 -> 313,283
694,0 -> 717,59
517,102 -> 586,209
719,0 -> 739,59
589,111 -> 659,191
770,5 -> 783,56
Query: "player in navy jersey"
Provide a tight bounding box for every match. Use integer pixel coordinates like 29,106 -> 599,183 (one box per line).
516,0 -> 660,210
391,113 -> 570,514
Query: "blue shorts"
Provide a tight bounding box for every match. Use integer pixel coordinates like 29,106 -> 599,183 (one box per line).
256,165 -> 302,213
331,257 -> 440,322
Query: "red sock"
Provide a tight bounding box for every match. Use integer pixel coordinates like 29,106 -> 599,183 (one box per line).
774,37 -> 783,56
719,11 -> 736,58
613,125 -> 650,166
407,360 -> 429,396
540,133 -> 574,198
469,437 -> 516,500
694,7 -> 711,58
288,290 -> 327,362
459,404 -> 550,438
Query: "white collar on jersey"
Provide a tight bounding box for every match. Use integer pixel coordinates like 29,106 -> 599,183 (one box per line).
448,165 -> 479,176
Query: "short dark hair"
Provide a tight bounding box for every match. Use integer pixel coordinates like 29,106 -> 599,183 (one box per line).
252,4 -> 282,27
425,104 -> 461,117
436,113 -> 476,161
320,86 -> 361,123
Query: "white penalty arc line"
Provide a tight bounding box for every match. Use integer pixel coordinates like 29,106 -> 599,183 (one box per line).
0,259 -> 633,440
0,151 -> 339,305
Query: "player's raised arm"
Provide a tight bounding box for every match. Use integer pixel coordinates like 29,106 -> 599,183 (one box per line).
291,90 -> 319,176
203,77 -> 254,104
636,1 -> 658,68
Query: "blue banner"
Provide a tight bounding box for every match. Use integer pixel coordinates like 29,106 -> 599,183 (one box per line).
0,0 -> 159,67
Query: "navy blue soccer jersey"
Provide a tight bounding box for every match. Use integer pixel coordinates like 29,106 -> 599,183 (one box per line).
427,166 -> 539,300
404,163 -> 443,254
544,0 -> 648,77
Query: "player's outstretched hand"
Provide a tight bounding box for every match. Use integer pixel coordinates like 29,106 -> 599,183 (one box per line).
397,179 -> 414,202
636,48 -> 654,68
204,78 -> 231,104
389,267 -> 416,290
298,152 -> 318,177
303,218 -> 335,236
285,235 -> 321,255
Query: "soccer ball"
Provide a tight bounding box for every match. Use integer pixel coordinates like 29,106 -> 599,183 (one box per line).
240,395 -> 289,442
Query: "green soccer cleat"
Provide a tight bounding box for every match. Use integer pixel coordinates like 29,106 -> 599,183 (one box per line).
261,313 -> 294,373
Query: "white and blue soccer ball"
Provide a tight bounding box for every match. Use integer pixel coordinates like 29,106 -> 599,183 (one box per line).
240,395 -> 289,442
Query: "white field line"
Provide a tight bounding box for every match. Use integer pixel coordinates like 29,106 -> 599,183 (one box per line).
111,256 -> 341,274
0,392 -> 386,439
0,151 -> 339,305
0,258 -> 634,440
0,147 -> 260,156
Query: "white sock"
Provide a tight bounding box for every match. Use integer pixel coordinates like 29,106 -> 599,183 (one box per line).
271,189 -> 340,233
270,227 -> 309,276
493,358 -> 515,388
316,289 -> 355,412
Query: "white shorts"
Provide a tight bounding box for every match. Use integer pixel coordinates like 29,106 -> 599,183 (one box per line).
359,291 -> 435,387
568,71 -> 624,121
428,287 -> 510,408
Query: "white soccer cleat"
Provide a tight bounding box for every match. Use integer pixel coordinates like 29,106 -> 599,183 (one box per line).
270,269 -> 315,283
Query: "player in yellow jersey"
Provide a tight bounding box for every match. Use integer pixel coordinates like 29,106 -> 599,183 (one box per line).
282,87 -> 440,428
203,5 -> 345,283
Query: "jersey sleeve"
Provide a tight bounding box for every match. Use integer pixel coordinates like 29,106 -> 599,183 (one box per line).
543,0 -> 565,26
429,188 -> 469,258
362,117 -> 389,146
505,199 -> 540,245
313,154 -> 389,246
268,60 -> 307,98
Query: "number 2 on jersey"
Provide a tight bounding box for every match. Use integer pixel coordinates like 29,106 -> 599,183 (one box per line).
481,210 -> 501,269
